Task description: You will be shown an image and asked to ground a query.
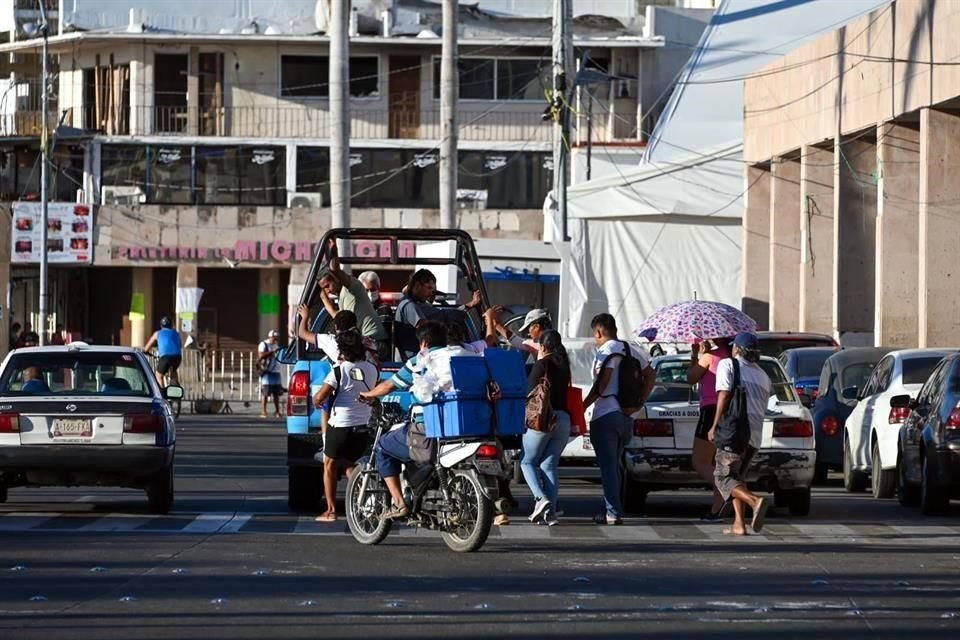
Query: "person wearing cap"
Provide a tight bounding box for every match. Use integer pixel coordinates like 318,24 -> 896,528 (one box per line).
488,308 -> 551,357
709,331 -> 772,536
144,316 -> 182,386
258,329 -> 284,418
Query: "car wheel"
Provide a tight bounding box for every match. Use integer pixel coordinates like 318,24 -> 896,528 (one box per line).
843,435 -> 868,493
871,440 -> 896,499
621,477 -> 648,515
288,466 -> 322,512
147,465 -> 174,515
813,463 -> 830,485
920,456 -> 950,516
897,452 -> 920,506
786,487 -> 812,517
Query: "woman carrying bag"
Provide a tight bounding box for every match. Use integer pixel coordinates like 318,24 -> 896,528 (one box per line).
521,330 -> 572,526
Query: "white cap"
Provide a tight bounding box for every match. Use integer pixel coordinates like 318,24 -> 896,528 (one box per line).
519,308 -> 551,333
268,330 -> 279,338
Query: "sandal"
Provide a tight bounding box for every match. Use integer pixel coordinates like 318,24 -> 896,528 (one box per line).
314,511 -> 337,523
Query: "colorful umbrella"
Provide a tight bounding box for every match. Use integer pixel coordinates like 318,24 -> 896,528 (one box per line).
636,300 -> 758,344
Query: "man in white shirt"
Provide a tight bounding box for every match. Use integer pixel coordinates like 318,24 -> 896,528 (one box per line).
258,330 -> 283,419
583,313 -> 656,525
710,331 -> 772,536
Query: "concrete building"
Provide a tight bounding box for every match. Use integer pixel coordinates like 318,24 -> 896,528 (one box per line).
0,0 -> 709,353
742,0 -> 960,348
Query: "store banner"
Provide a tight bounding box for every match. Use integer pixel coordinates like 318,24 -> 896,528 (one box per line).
11,202 -> 93,264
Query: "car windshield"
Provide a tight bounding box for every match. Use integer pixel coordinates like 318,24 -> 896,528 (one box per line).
0,352 -> 153,397
902,356 -> 948,385
793,351 -> 832,378
841,363 -> 876,391
649,360 -> 696,403
759,338 -> 836,358
759,360 -> 798,403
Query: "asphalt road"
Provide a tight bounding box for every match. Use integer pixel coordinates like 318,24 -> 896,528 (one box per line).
2,415 -> 960,639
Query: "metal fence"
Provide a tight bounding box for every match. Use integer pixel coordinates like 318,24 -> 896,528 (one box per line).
150,349 -> 292,413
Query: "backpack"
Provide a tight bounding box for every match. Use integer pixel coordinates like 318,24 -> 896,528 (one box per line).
597,340 -> 646,414
713,359 -> 752,454
525,361 -> 557,432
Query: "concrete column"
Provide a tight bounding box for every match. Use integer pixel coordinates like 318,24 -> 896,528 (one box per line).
799,145 -> 834,335
130,267 -> 154,348
258,268 -> 281,341
876,122 -> 920,347
769,157 -> 801,331
919,108 -> 960,347
0,205 -> 10,356
833,136 -> 877,343
742,165 -> 771,329
187,46 -> 200,136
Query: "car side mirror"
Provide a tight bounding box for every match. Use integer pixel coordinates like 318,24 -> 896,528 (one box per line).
841,386 -> 859,401
798,393 -> 813,408
890,394 -> 913,409
164,385 -> 184,400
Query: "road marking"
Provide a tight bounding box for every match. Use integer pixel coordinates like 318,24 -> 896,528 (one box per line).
600,525 -> 661,541
0,516 -> 51,530
497,523 -> 550,539
78,517 -> 153,532
890,525 -> 958,537
219,514 -> 252,533
181,514 -> 233,533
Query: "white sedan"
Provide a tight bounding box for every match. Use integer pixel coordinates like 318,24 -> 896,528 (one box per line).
0,344 -> 181,513
842,348 -> 956,498
621,355 -> 817,515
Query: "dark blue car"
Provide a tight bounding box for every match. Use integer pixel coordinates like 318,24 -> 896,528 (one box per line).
810,347 -> 893,482
778,347 -> 839,403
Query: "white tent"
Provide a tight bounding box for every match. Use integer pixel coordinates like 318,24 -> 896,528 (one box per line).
562,0 -> 890,337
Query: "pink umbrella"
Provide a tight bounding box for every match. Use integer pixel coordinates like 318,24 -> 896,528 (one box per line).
636,300 -> 758,344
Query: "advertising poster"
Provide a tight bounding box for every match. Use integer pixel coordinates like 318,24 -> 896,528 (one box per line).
11,202 -> 93,264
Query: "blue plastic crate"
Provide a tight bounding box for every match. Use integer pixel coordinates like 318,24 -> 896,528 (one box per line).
423,391 -> 526,439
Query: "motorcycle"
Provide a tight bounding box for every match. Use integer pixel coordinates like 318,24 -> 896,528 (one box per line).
345,402 -> 504,552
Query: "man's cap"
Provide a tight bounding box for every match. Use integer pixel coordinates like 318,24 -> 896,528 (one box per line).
519,308 -> 551,333
733,331 -> 760,351
268,329 -> 279,338
160,316 -> 172,328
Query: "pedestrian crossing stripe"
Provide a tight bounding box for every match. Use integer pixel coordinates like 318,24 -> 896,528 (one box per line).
2,512 -> 960,544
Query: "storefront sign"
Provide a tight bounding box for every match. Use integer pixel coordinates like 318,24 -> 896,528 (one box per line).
11,202 -> 94,264
118,240 -> 416,264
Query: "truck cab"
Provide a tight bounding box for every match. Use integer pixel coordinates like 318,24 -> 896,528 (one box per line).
278,228 -> 492,511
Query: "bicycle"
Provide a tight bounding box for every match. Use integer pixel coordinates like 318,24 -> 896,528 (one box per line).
161,371 -> 184,419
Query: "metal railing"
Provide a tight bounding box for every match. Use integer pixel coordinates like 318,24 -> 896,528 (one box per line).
150,349 -> 292,413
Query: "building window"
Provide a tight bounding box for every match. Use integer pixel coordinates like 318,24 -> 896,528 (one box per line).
148,146 -> 193,204
433,57 -> 548,101
195,146 -> 285,206
52,145 -> 85,202
280,55 -> 379,98
101,145 -> 147,202
295,147 -> 331,206
458,150 -> 550,209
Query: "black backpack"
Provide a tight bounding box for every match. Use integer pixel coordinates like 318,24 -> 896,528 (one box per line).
597,340 -> 646,414
713,358 -> 752,454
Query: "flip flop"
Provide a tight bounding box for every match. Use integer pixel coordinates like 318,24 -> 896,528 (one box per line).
751,498 -> 769,533
314,512 -> 337,523
722,527 -> 748,536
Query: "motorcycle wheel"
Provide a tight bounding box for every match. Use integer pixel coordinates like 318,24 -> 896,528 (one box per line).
441,470 -> 493,553
345,462 -> 393,545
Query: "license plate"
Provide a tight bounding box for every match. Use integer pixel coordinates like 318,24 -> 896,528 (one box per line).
52,418 -> 92,438
475,459 -> 502,475
582,437 -> 593,451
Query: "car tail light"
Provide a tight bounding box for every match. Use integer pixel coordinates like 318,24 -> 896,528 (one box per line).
287,371 -> 311,416
946,408 -> 960,430
634,419 -> 673,437
124,414 -> 163,433
822,415 -> 840,437
0,413 -> 20,433
795,386 -> 805,397
888,406 -> 911,424
476,444 -> 499,459
773,418 -> 814,438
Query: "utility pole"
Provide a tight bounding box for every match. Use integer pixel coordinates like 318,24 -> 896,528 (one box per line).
329,0 -> 350,230
439,0 -> 458,229
552,0 -> 573,242
38,0 -> 50,346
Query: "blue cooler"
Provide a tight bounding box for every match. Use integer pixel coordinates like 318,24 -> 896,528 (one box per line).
423,351 -> 527,439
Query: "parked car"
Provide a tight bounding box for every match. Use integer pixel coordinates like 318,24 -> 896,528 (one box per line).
778,346 -> 839,404
810,347 -> 893,481
843,349 -> 956,498
621,354 -> 816,515
0,344 -> 180,513
895,353 -> 960,515
757,331 -> 838,359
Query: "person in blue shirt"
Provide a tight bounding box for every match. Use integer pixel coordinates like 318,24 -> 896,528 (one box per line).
144,316 -> 182,386
359,321 -> 449,520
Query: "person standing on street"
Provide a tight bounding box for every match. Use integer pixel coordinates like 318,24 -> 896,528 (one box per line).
521,330 -> 572,526
687,337 -> 733,521
144,316 -> 182,386
258,330 -> 283,419
709,332 -> 771,536
584,313 -> 655,525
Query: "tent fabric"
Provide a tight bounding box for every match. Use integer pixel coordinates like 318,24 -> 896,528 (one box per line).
563,0 -> 891,337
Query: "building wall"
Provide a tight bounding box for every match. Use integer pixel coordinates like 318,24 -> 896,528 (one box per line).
744,0 -> 960,164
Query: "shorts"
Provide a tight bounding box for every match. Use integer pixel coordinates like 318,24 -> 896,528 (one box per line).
261,383 -> 283,398
695,405 -> 717,441
157,355 -> 181,375
714,445 -> 758,502
324,426 -> 370,463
